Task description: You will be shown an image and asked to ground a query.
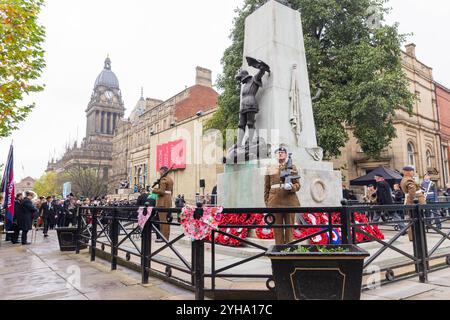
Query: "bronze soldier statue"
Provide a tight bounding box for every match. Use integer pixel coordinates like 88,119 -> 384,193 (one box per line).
264,146 -> 301,245
235,57 -> 271,148
400,166 -> 426,241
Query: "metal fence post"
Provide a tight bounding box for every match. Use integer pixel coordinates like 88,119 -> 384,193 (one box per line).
340,204 -> 352,245
90,207 -> 98,262
111,208 -> 119,271
75,206 -> 82,254
193,239 -> 205,300
192,204 -> 205,300
412,204 -> 428,283
141,217 -> 151,284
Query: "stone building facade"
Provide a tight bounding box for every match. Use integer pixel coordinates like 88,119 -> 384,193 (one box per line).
334,44 -> 446,188
47,57 -> 125,181
15,177 -> 36,195
108,67 -> 220,199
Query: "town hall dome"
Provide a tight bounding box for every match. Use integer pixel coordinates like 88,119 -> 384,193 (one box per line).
94,56 -> 120,89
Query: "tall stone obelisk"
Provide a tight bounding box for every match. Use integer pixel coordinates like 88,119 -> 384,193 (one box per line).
217,0 -> 342,208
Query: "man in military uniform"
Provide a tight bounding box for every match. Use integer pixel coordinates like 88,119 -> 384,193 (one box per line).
401,166 -> 426,241
152,166 -> 174,242
401,166 -> 426,205
264,147 -> 301,245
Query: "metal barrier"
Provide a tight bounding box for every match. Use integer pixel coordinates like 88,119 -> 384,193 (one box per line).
74,203 -> 450,300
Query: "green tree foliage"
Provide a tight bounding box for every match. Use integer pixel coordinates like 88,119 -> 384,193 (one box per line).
33,171 -> 61,197
0,0 -> 46,137
205,0 -> 414,159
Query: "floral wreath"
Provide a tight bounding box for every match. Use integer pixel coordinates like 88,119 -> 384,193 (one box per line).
179,206 -> 223,241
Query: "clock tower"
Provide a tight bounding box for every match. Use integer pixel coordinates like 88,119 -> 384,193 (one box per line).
86,57 -> 125,137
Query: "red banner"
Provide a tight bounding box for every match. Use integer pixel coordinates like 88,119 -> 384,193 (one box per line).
170,139 -> 186,170
156,139 -> 186,171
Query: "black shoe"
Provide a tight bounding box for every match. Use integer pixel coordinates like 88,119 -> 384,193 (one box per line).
22,243 -> 31,245
44,234 -> 49,238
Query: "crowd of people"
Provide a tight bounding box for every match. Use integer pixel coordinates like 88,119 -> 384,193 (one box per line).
342,171 -> 445,231
1,192 -> 79,245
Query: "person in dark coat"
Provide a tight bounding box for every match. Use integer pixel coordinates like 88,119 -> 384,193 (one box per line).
55,199 -> 65,227
63,194 -> 76,227
211,185 -> 217,205
374,174 -> 406,231
12,193 -> 24,244
393,183 -> 405,219
421,174 -> 442,229
175,195 -> 185,208
136,188 -> 149,206
40,196 -> 54,237
393,184 -> 405,204
17,192 -> 38,245
342,184 -> 351,200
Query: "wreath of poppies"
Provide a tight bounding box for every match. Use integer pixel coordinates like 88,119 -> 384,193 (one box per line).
179,206 -> 223,241
254,214 -> 274,240
293,212 -> 385,244
180,209 -> 385,246
211,213 -> 256,247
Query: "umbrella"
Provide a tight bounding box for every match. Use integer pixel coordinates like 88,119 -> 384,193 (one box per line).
350,166 -> 403,187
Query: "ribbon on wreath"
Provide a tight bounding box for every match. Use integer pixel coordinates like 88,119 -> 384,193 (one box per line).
137,207 -> 153,229
179,206 -> 223,241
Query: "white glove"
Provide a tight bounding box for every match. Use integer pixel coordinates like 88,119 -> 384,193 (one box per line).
284,183 -> 293,191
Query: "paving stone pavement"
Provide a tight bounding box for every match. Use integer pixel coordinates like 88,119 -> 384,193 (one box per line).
1,230 -> 450,300
0,230 -> 194,300
362,269 -> 450,300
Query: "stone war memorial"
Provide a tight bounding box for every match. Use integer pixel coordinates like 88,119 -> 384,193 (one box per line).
218,0 -> 342,208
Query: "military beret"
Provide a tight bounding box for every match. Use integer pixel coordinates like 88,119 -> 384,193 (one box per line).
402,165 -> 415,172
160,166 -> 169,172
275,146 -> 288,154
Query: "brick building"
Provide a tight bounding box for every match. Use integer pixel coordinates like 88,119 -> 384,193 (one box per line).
108,67 -> 220,198
435,82 -> 450,186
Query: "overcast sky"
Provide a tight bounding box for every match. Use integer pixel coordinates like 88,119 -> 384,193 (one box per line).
1,0 -> 449,181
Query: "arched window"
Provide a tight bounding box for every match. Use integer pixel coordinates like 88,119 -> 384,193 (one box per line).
407,142 -> 416,168
426,149 -> 433,168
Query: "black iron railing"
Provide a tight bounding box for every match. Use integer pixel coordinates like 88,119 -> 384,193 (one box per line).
74,203 -> 450,300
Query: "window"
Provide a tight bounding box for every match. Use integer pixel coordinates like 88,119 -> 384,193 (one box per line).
426,149 -> 433,168
443,146 -> 449,185
407,142 -> 416,168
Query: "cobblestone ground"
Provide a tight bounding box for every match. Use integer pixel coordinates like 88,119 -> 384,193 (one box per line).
0,230 -> 194,300
1,229 -> 449,300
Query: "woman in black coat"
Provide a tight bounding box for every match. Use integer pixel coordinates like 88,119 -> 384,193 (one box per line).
17,192 -> 38,245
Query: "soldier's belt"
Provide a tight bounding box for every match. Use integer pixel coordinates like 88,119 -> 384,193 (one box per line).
271,185 -> 283,190
165,191 -> 172,195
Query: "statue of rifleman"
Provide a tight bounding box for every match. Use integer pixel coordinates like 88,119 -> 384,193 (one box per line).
235,57 -> 271,148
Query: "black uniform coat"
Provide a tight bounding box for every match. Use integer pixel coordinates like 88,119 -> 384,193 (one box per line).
40,202 -> 54,218
376,180 -> 394,205
18,198 -> 37,231
137,193 -> 149,206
